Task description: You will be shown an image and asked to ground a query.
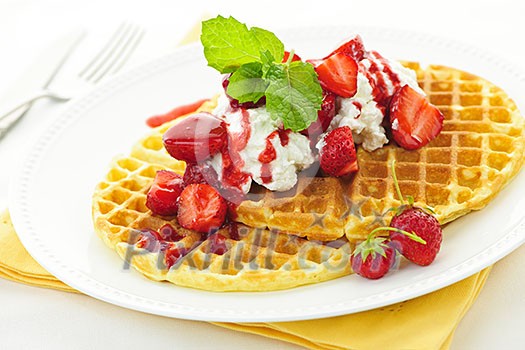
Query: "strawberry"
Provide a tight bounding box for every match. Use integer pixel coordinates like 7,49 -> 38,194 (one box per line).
319,126 -> 359,177
314,52 -> 358,98
177,184 -> 227,234
282,51 -> 302,62
351,236 -> 396,280
136,229 -> 163,251
163,112 -> 228,163
164,243 -> 187,269
207,233 -> 228,255
389,208 -> 442,266
387,160 -> 443,266
301,90 -> 337,140
158,224 -> 184,242
182,163 -> 220,188
389,85 -> 444,150
328,35 -> 366,61
146,170 -> 184,216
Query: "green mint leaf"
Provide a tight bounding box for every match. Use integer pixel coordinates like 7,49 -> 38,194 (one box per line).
260,50 -> 277,79
251,28 -> 284,63
227,62 -> 267,103
201,16 -> 283,73
265,61 -> 323,132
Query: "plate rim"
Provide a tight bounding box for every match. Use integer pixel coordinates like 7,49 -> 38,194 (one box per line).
8,24 -> 525,322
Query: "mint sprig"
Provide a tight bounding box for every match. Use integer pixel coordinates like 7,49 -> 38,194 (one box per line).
201,16 -> 284,73
200,16 -> 322,132
265,59 -> 322,131
227,62 -> 266,103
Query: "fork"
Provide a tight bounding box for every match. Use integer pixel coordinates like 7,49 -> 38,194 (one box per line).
0,22 -> 145,137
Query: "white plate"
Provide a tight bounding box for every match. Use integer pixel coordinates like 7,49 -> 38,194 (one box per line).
9,26 -> 525,322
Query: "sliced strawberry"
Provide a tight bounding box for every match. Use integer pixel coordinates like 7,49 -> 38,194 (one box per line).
282,51 -> 302,62
146,170 -> 184,216
389,85 -> 444,150
314,52 -> 358,98
208,233 -> 228,255
327,35 -> 366,61
163,112 -> 228,163
177,184 -> 227,234
319,126 -> 359,177
301,90 -> 337,140
158,224 -> 184,242
146,99 -> 209,128
136,229 -> 163,251
164,243 -> 187,269
182,163 -> 220,188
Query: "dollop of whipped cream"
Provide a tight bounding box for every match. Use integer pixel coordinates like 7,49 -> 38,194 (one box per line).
210,93 -> 314,193
324,51 -> 425,152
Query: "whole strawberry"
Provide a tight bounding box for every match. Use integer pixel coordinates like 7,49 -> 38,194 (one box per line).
388,160 -> 443,266
390,207 -> 442,266
351,236 -> 396,280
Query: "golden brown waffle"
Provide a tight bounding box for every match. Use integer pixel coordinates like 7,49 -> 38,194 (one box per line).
114,224 -> 351,292
92,99 -> 352,291
344,62 -> 525,241
236,176 -> 349,241
235,63 -> 525,242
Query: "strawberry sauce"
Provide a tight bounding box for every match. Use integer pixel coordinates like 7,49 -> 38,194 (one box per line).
257,128 -> 291,184
362,51 -> 403,111
230,109 -> 251,152
352,101 -> 363,117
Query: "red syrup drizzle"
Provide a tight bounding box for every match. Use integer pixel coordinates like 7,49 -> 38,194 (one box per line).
257,128 -> 292,184
362,51 -> 403,112
352,101 -> 363,117
209,108 -> 252,204
136,224 -> 187,269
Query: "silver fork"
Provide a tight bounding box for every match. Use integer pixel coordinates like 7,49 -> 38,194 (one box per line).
0,22 -> 145,137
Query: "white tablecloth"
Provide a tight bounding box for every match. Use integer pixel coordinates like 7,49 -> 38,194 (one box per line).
1,1 -> 524,348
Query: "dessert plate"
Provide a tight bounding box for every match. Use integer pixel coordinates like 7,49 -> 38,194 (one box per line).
9,26 -> 525,322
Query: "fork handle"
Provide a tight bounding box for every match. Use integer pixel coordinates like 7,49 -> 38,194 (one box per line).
0,90 -> 70,140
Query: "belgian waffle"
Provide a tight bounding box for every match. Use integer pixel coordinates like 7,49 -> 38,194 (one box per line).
93,63 -> 524,291
343,63 -> 525,241
92,100 -> 352,291
235,63 -> 525,242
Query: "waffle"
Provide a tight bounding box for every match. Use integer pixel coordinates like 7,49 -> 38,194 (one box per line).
93,62 -> 524,290
236,63 -> 525,242
92,100 -> 352,292
236,176 -> 349,241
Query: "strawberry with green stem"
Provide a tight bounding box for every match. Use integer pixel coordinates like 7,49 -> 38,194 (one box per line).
351,223 -> 426,280
388,160 -> 443,266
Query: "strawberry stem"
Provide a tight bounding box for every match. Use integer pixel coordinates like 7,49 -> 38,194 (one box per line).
391,160 -> 405,205
285,49 -> 295,65
369,226 -> 426,245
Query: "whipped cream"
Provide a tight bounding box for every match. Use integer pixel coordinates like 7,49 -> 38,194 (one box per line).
211,93 -> 314,193
325,51 -> 425,152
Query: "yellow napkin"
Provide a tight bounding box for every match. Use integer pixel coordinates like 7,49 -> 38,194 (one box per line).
1,209 -> 490,350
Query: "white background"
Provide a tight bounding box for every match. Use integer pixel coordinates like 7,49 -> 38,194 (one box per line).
0,0 -> 524,349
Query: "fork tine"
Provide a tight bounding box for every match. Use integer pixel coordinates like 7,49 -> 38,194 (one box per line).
78,22 -> 128,79
94,26 -> 145,82
82,22 -> 136,83
87,23 -> 143,83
